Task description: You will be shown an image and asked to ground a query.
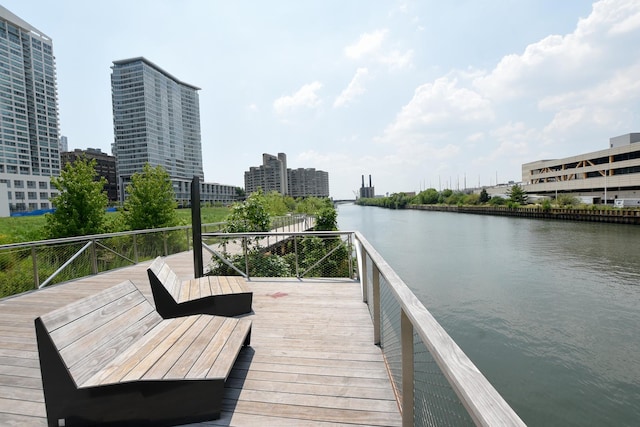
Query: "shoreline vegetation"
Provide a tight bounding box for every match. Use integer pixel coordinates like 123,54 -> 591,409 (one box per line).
356,187 -> 640,225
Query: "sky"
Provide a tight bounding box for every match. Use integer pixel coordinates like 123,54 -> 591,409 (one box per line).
4,0 -> 640,199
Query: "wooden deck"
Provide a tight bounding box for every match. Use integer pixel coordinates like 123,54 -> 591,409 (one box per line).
0,252 -> 401,426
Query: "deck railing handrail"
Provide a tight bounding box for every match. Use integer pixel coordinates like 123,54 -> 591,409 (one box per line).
354,231 -> 526,427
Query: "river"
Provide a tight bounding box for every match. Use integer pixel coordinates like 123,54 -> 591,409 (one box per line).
337,203 -> 640,426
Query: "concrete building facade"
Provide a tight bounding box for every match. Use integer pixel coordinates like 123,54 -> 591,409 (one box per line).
0,6 -> 60,214
111,57 -> 236,206
244,152 -> 330,198
61,148 -> 118,203
522,133 -> 640,204
288,168 -> 329,198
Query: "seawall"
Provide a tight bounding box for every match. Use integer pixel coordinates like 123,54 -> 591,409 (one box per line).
407,204 -> 640,225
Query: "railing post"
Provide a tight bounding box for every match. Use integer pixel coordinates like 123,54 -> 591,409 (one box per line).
243,236 -> 250,279
163,231 -> 168,256
133,234 -> 139,263
401,309 -> 415,426
90,240 -> 98,275
294,235 -> 300,278
32,246 -> 39,289
372,263 -> 381,345
361,249 -> 368,303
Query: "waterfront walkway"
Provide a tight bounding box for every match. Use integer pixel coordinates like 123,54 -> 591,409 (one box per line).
0,251 -> 401,426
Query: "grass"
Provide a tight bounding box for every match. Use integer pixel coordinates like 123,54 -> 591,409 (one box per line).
0,206 -> 232,245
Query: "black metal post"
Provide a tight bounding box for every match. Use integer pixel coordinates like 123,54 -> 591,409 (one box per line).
191,176 -> 203,278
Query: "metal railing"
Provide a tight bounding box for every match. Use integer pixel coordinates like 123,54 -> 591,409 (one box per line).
354,231 -> 525,427
201,230 -> 354,279
0,215 -> 313,298
0,225 -> 199,297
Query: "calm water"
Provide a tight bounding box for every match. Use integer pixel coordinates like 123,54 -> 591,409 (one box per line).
337,204 -> 640,426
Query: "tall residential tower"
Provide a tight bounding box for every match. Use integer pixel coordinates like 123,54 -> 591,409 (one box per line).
111,57 -> 204,202
0,6 -> 60,213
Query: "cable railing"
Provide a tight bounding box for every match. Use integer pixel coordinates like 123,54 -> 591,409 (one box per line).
0,215 -> 312,298
354,231 -> 526,427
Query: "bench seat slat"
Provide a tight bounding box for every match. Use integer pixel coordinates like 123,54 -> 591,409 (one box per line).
208,276 -> 223,295
186,317 -> 243,379
140,315 -> 216,380
60,299 -> 156,370
206,318 -> 252,379
71,311 -> 163,387
86,316 -> 198,385
219,277 -> 233,295
165,316 -> 228,379
41,282 -> 136,332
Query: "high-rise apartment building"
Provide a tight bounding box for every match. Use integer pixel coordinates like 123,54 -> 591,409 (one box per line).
111,57 -> 204,202
244,152 -> 329,198
0,6 -> 60,214
288,168 -> 329,198
244,153 -> 288,195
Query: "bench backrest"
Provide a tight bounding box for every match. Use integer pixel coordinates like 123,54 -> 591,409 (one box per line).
37,280 -> 163,387
148,256 -> 181,301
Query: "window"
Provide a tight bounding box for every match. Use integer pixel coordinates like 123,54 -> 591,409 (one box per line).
13,180 -> 23,188
14,191 -> 24,199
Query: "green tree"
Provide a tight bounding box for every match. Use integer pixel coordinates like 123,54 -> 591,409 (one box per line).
225,190 -> 271,233
507,184 -> 528,204
123,164 -> 178,230
315,205 -> 338,231
479,188 -> 490,203
417,188 -> 439,204
235,187 -> 246,200
46,157 -> 108,238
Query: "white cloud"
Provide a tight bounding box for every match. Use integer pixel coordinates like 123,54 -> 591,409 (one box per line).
334,68 -> 369,108
380,75 -> 494,144
345,29 -> 388,59
344,29 -> 413,70
273,81 -> 323,116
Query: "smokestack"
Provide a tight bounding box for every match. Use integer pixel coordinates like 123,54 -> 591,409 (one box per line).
362,175 -> 365,188
369,175 -> 372,187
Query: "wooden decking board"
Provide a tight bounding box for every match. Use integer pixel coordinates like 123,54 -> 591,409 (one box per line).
0,251 -> 401,426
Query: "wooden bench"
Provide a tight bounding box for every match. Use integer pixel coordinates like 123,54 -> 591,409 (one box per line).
34,280 -> 251,427
147,256 -> 253,319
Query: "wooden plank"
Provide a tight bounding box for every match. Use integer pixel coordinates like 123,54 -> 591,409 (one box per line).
198,276 -> 211,298
39,281 -> 136,332
206,319 -> 252,379
51,291 -> 151,352
0,397 -> 46,418
218,276 -> 233,295
186,317 -> 238,379
222,400 -> 400,427
85,316 -> 195,385
136,315 -> 213,380
208,276 -> 223,295
70,311 -> 165,387
165,316 -> 226,379
0,412 -> 46,427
